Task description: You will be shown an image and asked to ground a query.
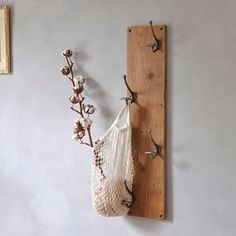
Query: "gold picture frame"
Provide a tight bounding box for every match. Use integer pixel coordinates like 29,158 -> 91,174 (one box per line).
0,5 -> 10,74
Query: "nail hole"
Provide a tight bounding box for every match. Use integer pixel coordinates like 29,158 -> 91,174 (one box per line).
160,27 -> 163,30
129,29 -> 131,32
160,214 -> 163,218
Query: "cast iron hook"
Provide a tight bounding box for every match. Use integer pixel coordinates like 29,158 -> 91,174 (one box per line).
122,180 -> 136,208
120,75 -> 137,105
145,128 -> 161,159
148,20 -> 161,52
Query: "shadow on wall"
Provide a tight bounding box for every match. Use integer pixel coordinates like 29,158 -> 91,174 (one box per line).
123,23 -> 174,230
73,50 -> 114,128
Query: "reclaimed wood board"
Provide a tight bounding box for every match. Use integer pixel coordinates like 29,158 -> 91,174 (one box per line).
127,24 -> 167,219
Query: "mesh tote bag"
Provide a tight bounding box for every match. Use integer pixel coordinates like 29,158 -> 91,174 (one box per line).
91,105 -> 134,216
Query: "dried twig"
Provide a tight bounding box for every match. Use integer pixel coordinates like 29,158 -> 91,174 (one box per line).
60,49 -> 95,148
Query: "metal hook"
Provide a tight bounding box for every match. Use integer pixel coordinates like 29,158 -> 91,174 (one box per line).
147,20 -> 161,52
145,129 -> 161,159
120,75 -> 137,104
122,180 -> 136,208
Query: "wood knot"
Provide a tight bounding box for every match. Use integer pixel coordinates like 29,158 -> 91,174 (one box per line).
148,72 -> 154,80
140,165 -> 145,171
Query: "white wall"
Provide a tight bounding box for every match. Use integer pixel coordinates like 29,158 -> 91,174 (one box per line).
0,0 -> 236,235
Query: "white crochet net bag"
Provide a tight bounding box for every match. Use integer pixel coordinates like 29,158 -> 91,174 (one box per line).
91,105 -> 134,216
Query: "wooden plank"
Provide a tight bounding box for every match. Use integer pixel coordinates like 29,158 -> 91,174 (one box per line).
127,25 -> 167,219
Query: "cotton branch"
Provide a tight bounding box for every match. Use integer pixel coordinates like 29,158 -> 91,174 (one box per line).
60,49 -> 95,148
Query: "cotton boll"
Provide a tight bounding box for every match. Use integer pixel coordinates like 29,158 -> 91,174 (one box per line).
88,106 -> 95,114
72,131 -> 85,141
61,66 -> 70,75
80,118 -> 92,129
73,84 -> 84,95
77,131 -> 85,139
62,49 -> 73,57
73,76 -> 80,85
83,105 -> 90,113
73,126 -> 82,134
74,120 -> 84,130
69,95 -> 80,104
83,105 -> 95,114
73,75 -> 86,85
77,75 -> 86,84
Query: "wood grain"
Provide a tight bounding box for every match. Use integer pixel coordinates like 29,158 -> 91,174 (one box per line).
127,25 -> 167,219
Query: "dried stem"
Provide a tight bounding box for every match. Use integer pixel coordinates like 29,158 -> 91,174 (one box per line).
61,50 -> 94,148
78,100 -> 84,118
80,140 -> 92,147
70,107 -> 81,115
87,127 -> 93,148
66,76 -> 74,85
66,57 -> 74,81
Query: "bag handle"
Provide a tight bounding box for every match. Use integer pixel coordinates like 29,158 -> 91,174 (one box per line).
127,105 -> 130,126
113,104 -> 130,126
92,105 -> 130,150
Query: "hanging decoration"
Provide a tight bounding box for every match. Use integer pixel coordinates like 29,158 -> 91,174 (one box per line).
60,49 -> 94,147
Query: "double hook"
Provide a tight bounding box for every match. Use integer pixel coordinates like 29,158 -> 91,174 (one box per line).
147,20 -> 161,53
121,75 -> 137,105
145,129 -> 161,159
122,180 -> 136,208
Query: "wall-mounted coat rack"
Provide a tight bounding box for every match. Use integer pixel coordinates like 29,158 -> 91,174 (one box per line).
59,21 -> 167,220
126,22 -> 167,220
